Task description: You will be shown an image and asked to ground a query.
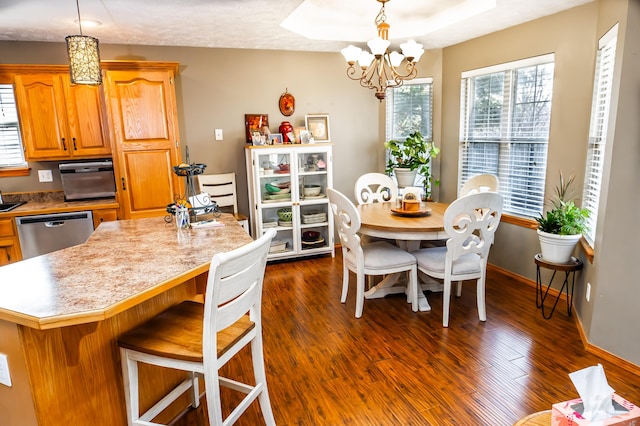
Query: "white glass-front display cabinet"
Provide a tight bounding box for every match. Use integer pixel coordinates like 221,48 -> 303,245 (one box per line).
245,144 -> 334,260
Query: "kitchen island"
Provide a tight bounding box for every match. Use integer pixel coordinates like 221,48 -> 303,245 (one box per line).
0,214 -> 252,425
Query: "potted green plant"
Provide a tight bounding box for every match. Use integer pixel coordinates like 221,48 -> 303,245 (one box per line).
384,131 -> 440,196
536,172 -> 589,263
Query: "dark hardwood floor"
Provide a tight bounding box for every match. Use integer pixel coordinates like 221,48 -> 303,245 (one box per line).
183,251 -> 640,425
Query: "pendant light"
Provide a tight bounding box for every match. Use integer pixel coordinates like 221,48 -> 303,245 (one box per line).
66,0 -> 102,85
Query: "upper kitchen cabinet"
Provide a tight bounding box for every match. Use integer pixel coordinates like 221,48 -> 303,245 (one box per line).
14,73 -> 110,161
102,62 -> 183,220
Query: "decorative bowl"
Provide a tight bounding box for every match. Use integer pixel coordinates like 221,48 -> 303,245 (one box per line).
277,208 -> 293,221
302,230 -> 321,242
303,185 -> 322,196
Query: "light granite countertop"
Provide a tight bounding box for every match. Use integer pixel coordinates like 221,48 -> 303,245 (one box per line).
0,214 -> 252,329
0,191 -> 118,218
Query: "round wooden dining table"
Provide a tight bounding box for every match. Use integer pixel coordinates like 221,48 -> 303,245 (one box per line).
357,201 -> 450,311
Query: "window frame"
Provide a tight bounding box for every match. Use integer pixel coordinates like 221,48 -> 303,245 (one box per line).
0,83 -> 27,171
582,24 -> 618,247
459,54 -> 555,219
385,78 -> 434,189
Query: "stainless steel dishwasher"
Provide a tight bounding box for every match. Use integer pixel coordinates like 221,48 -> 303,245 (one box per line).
16,211 -> 94,259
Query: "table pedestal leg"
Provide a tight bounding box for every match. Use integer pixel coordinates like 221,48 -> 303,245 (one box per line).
363,273 -> 433,311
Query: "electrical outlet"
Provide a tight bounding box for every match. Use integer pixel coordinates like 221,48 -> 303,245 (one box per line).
0,353 -> 11,387
586,282 -> 591,302
38,169 -> 53,182
215,129 -> 223,141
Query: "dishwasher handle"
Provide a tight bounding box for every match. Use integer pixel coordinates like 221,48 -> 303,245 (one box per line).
45,221 -> 65,228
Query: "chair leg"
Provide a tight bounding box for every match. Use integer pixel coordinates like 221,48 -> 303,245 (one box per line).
456,280 -> 463,297
476,276 -> 487,321
355,271 -> 365,318
341,263 -> 349,303
251,334 -> 276,425
119,348 -> 139,426
443,278 -> 452,327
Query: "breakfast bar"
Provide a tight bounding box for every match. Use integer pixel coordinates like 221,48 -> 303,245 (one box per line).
0,214 -> 251,425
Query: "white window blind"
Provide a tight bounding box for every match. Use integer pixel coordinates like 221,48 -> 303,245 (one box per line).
582,24 -> 618,245
0,84 -> 26,167
386,78 -> 433,142
459,55 -> 554,217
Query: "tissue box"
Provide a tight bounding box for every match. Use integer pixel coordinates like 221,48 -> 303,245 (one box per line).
552,393 -> 640,425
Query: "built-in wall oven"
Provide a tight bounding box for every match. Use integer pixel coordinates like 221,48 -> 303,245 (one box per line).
59,159 -> 116,201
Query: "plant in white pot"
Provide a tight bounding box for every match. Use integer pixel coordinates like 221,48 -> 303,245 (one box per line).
384,131 -> 440,196
535,172 -> 589,263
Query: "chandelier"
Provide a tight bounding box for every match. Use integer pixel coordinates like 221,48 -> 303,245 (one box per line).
341,0 -> 424,101
65,0 -> 102,85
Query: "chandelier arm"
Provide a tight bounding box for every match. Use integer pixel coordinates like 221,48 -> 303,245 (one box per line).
345,64 -> 366,82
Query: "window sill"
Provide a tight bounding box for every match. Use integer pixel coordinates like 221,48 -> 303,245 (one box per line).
501,213 -> 595,264
0,166 -> 30,177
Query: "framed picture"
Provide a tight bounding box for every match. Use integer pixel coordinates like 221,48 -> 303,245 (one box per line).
299,130 -> 313,145
245,114 -> 269,143
293,127 -> 306,144
268,133 -> 283,145
305,114 -> 330,142
252,131 -> 266,146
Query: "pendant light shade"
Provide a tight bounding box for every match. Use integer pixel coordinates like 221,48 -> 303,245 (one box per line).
66,0 -> 102,85
66,35 -> 102,85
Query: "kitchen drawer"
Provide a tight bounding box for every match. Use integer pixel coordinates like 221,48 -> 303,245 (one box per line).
92,209 -> 118,229
0,218 -> 16,237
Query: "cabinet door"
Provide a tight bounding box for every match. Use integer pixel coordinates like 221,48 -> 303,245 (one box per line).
64,81 -> 111,157
14,73 -> 69,159
0,239 -> 20,266
104,69 -> 182,219
92,208 -> 118,229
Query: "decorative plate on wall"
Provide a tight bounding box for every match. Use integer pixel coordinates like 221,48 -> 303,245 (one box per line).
279,90 -> 295,116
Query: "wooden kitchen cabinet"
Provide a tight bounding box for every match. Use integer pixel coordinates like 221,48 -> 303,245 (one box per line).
102,62 -> 183,219
14,73 -> 111,161
92,208 -> 118,229
0,218 -> 21,266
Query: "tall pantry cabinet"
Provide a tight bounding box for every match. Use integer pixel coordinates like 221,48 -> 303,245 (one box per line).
102,62 -> 183,219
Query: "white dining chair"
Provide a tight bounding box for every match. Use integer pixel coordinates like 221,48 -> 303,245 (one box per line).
411,192 -> 503,327
198,172 -> 250,233
327,188 -> 419,318
354,172 -> 399,205
459,174 -> 499,197
118,229 -> 277,426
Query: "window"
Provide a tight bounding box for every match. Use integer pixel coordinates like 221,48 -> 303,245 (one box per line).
459,54 -> 554,217
386,78 -> 433,142
582,24 -> 618,245
0,84 -> 26,167
385,78 -> 433,188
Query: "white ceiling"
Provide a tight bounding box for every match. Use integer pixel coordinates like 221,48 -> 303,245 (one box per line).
0,0 -> 593,52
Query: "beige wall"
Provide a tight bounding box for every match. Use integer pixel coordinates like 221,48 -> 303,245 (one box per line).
1,0 -> 638,366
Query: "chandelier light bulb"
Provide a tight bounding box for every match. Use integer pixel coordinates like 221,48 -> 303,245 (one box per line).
400,40 -> 425,63
341,45 -> 363,64
367,36 -> 390,57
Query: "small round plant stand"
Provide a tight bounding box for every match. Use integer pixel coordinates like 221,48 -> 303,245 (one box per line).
535,253 -> 583,319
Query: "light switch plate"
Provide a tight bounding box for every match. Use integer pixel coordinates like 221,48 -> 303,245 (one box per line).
38,169 -> 53,182
215,129 -> 223,140
0,353 -> 11,387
